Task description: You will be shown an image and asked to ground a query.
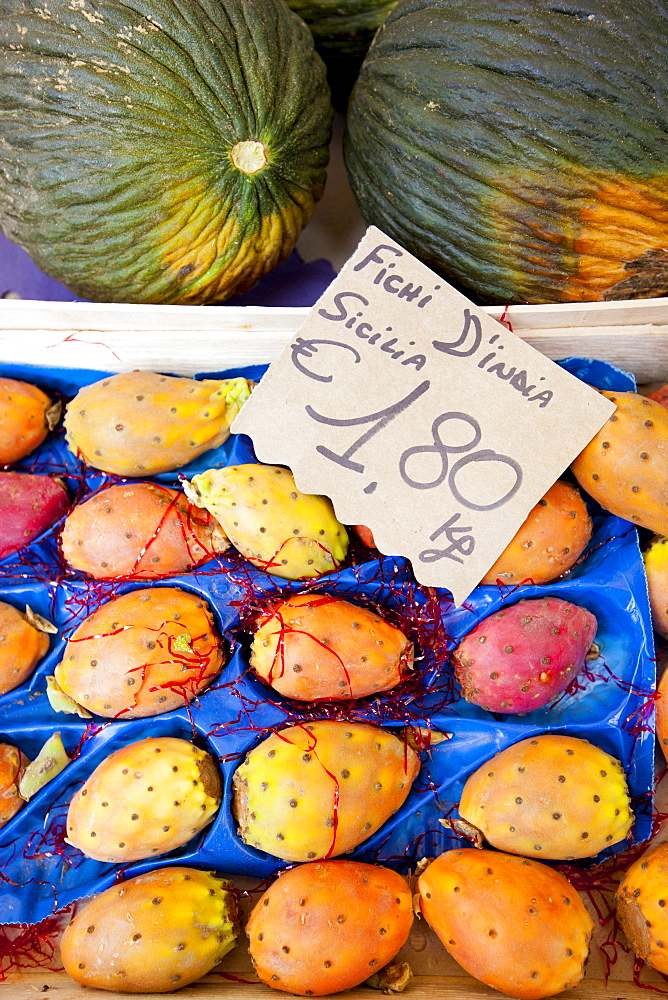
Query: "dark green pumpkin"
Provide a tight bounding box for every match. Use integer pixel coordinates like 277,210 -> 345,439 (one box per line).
0,0 -> 332,304
345,0 -> 668,304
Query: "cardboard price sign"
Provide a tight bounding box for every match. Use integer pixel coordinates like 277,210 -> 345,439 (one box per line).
232,227 -> 615,605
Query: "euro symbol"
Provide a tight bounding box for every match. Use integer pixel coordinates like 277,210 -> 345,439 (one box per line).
290,337 -> 361,383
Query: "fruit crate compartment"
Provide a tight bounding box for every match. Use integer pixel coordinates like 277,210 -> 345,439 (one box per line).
0,297 -> 667,1000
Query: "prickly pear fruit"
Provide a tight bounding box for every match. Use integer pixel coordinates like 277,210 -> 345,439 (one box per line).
232,720 -> 420,862
64,370 -> 252,476
19,732 -> 69,800
571,390 -> 668,534
0,376 -> 60,465
250,593 -> 412,701
353,524 -> 377,548
185,464 -> 348,580
458,734 -> 633,860
66,737 -> 221,863
418,849 -> 594,1000
452,597 -> 597,714
0,601 -> 54,694
51,587 -> 224,719
247,860 -> 413,996
648,385 -> 668,408
60,866 -> 237,992
480,481 -> 592,586
643,535 -> 668,640
0,472 -> 69,558
0,743 -> 29,828
616,841 -> 668,975
656,666 -> 668,763
61,482 -> 228,579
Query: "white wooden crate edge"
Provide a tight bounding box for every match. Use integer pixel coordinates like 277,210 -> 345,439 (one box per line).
1,296 -> 668,380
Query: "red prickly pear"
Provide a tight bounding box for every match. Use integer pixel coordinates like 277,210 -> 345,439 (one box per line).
480,481 -> 592,586
66,737 -> 221,863
458,734 -> 633,860
186,463 -> 348,579
50,586 -> 224,719
250,593 -> 412,701
0,376 -> 60,465
571,390 -> 668,534
64,370 -> 252,476
60,866 -> 237,992
0,472 -> 69,558
453,596 -> 597,714
0,601 -> 54,695
0,744 -> 29,828
247,860 -> 413,996
616,841 -> 668,975
60,482 -> 228,579
232,720 -> 420,862
418,849 -> 594,999
648,385 -> 668,409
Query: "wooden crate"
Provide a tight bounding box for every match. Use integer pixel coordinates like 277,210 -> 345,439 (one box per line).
0,295 -> 667,999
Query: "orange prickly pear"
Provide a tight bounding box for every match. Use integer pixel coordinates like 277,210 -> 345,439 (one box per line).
0,601 -> 54,695
0,743 -> 29,828
0,376 -> 60,465
480,481 -> 592,586
60,482 -> 228,579
185,464 -> 348,580
458,734 -> 633,860
452,597 -> 597,714
656,666 -> 668,763
418,849 -> 594,1000
616,841 -> 668,975
250,593 -> 413,701
64,370 -> 252,476
232,720 -> 420,863
60,866 -> 237,992
49,586 -> 224,719
247,860 -> 413,996
66,737 -> 221,863
571,390 -> 668,534
353,524 -> 376,548
643,535 -> 668,639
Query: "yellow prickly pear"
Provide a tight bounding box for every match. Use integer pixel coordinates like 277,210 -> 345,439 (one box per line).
571,390 -> 668,534
60,866 -> 237,992
232,720 -> 420,862
64,370 -> 253,476
643,535 -> 668,639
458,734 -> 633,860
418,849 -> 594,999
66,737 -> 222,863
185,463 -> 348,580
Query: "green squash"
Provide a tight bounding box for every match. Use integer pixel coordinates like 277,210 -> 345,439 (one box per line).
0,0 -> 332,304
288,0 -> 396,109
345,0 -> 668,304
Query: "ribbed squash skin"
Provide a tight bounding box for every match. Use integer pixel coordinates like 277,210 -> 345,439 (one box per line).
345,0 -> 668,304
288,0 -> 396,61
0,0 -> 332,304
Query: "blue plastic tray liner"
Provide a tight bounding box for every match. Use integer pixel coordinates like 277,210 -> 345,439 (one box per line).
0,357 -> 655,924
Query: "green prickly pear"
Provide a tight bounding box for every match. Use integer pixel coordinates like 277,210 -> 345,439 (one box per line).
60,866 -> 237,992
250,592 -> 412,700
418,849 -> 594,999
232,720 -> 420,862
64,370 -> 253,476
66,736 -> 222,863
458,734 -> 633,860
185,463 -> 348,579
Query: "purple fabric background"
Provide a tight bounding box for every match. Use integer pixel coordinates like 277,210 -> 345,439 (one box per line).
0,231 -> 337,307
